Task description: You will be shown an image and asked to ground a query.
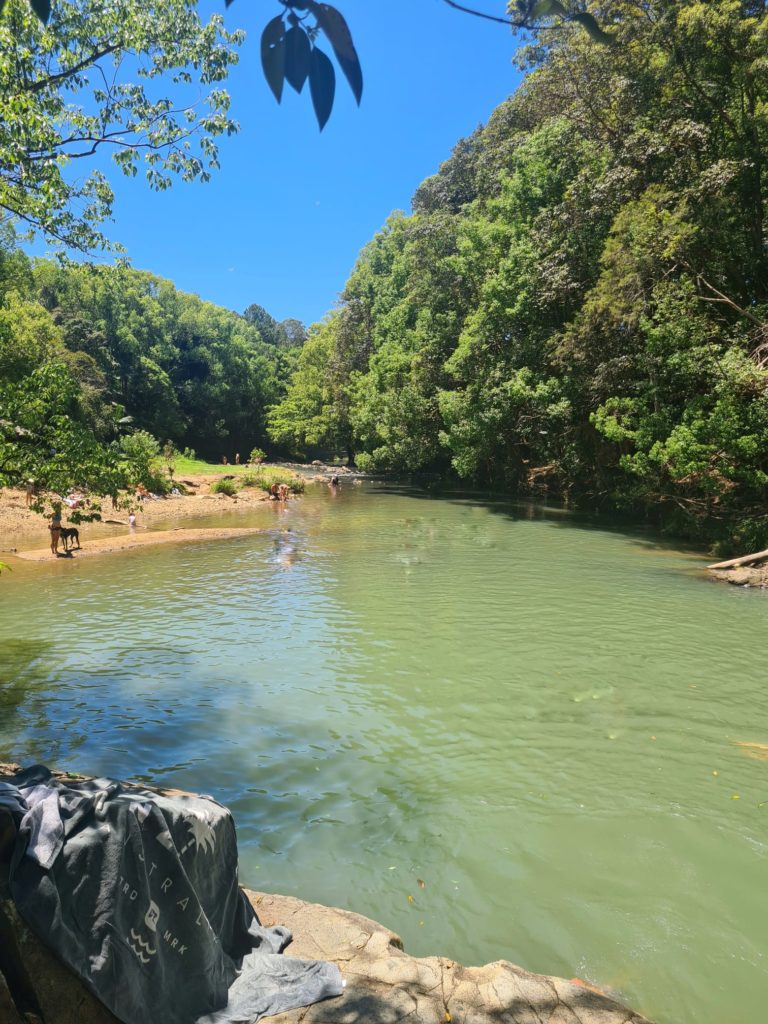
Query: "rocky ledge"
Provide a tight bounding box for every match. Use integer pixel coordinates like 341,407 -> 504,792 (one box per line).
0,764 -> 652,1024
707,548 -> 768,588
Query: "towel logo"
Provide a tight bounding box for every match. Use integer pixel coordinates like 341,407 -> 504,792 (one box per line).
180,810 -> 218,857
144,900 -> 160,932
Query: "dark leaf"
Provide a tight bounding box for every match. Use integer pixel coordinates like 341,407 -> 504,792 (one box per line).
309,47 -> 336,131
307,3 -> 363,104
0,0 -> 6,16
29,0 -> 51,24
530,0 -> 567,18
570,11 -> 616,46
284,25 -> 312,94
261,15 -> 286,104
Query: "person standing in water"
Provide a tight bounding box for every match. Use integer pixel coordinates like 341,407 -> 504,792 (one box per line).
49,504 -> 63,555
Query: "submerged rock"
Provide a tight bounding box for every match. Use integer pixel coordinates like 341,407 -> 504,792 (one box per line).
0,764 -> 652,1023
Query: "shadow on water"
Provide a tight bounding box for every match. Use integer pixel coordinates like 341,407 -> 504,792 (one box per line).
0,642 -> 445,877
368,480 -> 711,560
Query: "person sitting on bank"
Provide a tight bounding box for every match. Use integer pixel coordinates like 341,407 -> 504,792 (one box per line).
49,504 -> 63,555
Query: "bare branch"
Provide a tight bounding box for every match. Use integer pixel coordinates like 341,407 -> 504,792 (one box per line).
440,0 -> 517,26
25,45 -> 121,94
696,275 -> 767,328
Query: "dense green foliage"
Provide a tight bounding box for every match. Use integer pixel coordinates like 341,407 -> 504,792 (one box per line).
0,227 -> 298,506
270,0 -> 768,549
0,0 -> 242,251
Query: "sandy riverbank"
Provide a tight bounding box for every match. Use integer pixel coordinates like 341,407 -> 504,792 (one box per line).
12,526 -> 266,561
0,474 -> 273,558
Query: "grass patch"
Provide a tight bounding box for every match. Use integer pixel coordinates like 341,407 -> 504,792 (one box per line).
210,478 -> 238,496
175,456 -> 255,477
240,467 -> 305,494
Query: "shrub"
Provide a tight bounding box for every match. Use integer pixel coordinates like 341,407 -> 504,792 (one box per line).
240,466 -> 304,493
118,430 -> 161,482
248,446 -> 267,464
211,478 -> 238,496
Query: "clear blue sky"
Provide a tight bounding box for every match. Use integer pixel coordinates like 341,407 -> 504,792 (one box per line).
45,1 -> 525,326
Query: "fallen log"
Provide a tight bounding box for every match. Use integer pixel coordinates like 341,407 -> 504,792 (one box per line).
708,547 -> 768,570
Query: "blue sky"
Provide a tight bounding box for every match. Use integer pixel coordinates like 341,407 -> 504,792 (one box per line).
44,1 -> 525,326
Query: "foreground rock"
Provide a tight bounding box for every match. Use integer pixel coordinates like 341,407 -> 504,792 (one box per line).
0,764 -> 652,1024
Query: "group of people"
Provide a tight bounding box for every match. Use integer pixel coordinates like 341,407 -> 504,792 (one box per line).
269,482 -> 291,502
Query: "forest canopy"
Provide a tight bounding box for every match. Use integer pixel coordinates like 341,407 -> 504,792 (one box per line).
269,0 -> 768,549
0,227 -> 299,502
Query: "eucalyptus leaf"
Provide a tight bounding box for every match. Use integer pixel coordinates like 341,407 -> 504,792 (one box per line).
29,0 -> 51,24
284,24 -> 312,94
306,2 -> 363,104
309,46 -> 336,131
570,11 -> 616,46
261,15 -> 286,103
530,0 -> 567,19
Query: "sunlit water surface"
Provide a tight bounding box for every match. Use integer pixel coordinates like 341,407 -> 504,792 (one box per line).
1,483 -> 767,1024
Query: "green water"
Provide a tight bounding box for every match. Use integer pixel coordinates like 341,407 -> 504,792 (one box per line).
1,482 -> 767,1023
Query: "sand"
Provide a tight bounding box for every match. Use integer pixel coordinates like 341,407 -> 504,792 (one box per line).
0,475 -> 273,562
13,526 -> 265,561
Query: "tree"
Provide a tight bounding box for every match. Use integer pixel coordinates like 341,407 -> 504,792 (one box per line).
274,0 -> 768,548
0,0 -> 243,251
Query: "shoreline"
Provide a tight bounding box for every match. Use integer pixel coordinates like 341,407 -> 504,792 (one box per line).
11,526 -> 265,561
707,565 -> 768,587
0,473 -> 275,560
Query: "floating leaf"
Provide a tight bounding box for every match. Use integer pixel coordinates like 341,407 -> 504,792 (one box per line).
309,46 -> 335,130
736,740 -> 768,761
261,15 -> 286,103
29,0 -> 51,24
407,894 -> 414,904
284,24 -> 312,94
307,2 -> 363,104
731,794 -> 740,800
417,878 -> 425,889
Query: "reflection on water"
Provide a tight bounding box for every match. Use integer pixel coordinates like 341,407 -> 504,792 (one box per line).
1,483 -> 767,1024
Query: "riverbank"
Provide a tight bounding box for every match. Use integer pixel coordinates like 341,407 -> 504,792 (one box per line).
707,548 -> 768,587
708,565 -> 768,587
0,474 -> 273,556
12,526 -> 265,561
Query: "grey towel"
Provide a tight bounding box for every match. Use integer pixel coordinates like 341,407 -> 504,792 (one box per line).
3,766 -> 343,1024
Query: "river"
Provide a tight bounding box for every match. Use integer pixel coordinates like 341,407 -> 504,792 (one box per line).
1,481 -> 766,1024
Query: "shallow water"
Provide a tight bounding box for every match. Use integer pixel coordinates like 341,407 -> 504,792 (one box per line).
1,482 -> 767,1023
